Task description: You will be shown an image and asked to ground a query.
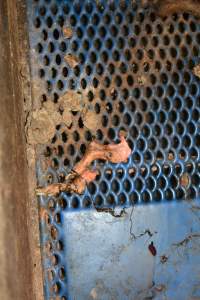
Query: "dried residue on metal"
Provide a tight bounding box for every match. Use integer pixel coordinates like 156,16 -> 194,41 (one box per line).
63,27 -> 73,39
193,64 -> 200,79
27,89 -> 101,144
64,53 -> 79,68
27,99 -> 72,145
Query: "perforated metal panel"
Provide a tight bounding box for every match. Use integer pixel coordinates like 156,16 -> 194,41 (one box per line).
27,0 -> 200,299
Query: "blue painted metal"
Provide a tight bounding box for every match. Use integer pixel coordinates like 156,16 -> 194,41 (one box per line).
27,0 -> 200,299
63,202 -> 200,300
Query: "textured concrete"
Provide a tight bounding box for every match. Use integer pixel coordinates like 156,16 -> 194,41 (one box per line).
0,1 -> 43,299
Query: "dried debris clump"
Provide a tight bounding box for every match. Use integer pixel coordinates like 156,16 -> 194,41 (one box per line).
27,100 -> 72,145
64,53 -> 79,68
63,27 -> 80,67
36,134 -> 131,196
28,25 -> 102,146
180,173 -> 190,188
59,90 -> 84,112
193,64 -> 200,79
27,89 -> 101,144
81,107 -> 100,131
63,27 -> 73,39
160,255 -> 168,264
137,75 -> 147,86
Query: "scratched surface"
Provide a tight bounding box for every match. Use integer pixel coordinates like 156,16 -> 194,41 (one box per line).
26,0 -> 200,299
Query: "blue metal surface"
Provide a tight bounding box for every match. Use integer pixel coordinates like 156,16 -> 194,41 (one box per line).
64,202 -> 200,300
26,0 -> 200,299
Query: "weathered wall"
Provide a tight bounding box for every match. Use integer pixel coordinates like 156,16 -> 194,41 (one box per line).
0,1 -> 43,299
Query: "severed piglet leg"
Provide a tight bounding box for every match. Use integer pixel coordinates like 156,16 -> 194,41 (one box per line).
143,0 -> 200,18
36,134 -> 131,196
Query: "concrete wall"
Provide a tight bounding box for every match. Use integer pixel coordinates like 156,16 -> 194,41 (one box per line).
0,1 -> 43,299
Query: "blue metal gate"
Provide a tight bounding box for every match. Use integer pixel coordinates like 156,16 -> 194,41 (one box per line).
27,1 -> 200,299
